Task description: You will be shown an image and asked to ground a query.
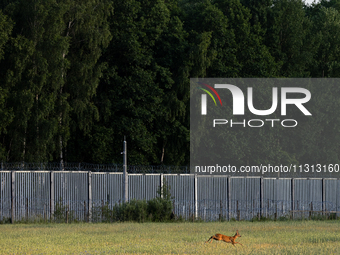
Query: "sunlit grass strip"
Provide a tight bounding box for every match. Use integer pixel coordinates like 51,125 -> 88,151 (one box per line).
0,221 -> 339,254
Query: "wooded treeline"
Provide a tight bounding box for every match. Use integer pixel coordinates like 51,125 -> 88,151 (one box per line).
0,0 -> 339,166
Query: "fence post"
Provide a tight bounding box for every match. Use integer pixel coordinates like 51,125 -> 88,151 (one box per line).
88,171 -> 92,222
275,202 -> 277,220
11,171 -> 15,223
322,178 -> 325,217
194,174 -> 198,219
26,197 -> 28,221
219,200 -> 223,221
260,176 -> 263,220
267,199 -> 269,218
44,203 -> 47,223
123,137 -> 128,203
309,202 -> 312,220
84,201 -> 87,222
66,207 -> 69,224
291,178 -> 294,220
237,200 -> 240,221
160,173 -> 163,198
228,176 -> 231,221
204,200 -> 206,221
50,171 -> 54,221
253,199 -> 255,219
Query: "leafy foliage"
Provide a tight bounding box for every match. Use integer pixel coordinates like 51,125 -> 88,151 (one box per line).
93,181 -> 173,222
0,0 -> 339,165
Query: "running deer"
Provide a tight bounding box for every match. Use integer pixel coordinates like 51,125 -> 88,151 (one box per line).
205,230 -> 243,246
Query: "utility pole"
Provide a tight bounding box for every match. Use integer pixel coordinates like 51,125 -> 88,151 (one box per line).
123,136 -> 128,203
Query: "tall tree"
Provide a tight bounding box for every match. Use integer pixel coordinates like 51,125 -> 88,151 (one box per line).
0,10 -> 14,161
153,0 -> 191,165
61,0 -> 112,164
91,0 -> 172,164
266,0 -> 315,77
309,6 -> 340,77
1,0 -> 58,162
1,0 -> 112,163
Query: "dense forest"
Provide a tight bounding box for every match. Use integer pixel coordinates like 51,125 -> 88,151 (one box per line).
0,0 -> 339,166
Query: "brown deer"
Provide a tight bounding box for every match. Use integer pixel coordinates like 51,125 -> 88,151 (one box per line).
205,230 -> 243,246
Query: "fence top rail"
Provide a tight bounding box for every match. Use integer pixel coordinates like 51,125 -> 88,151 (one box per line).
126,173 -> 163,176
12,170 -> 51,173
91,172 -> 123,175
294,178 -> 324,180
0,162 -> 189,173
53,171 -> 90,174
263,177 -> 292,180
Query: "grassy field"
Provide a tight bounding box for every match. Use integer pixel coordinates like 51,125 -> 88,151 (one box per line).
0,221 -> 340,254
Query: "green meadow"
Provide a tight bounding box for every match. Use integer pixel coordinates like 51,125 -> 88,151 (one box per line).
0,221 -> 339,254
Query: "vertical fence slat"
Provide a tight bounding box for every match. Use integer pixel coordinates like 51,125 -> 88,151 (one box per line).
260,177 -> 263,219
322,178 -> 325,215
11,171 -> 15,223
88,171 -> 92,223
50,172 -> 53,220
194,174 -> 197,219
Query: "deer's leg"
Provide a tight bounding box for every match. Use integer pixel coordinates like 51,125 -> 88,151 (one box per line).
211,235 -> 219,243
212,235 -> 221,243
206,236 -> 217,243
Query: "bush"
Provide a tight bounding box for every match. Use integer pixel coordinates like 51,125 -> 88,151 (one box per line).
53,198 -> 68,223
96,180 -> 174,223
53,198 -> 76,223
117,199 -> 148,222
147,197 -> 172,222
0,217 -> 11,224
147,180 -> 173,222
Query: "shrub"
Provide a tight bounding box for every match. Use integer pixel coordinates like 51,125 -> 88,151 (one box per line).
147,180 -> 173,222
97,180 -> 174,223
53,198 -> 76,223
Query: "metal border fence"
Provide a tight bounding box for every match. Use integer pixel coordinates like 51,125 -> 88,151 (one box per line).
0,171 -> 339,222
